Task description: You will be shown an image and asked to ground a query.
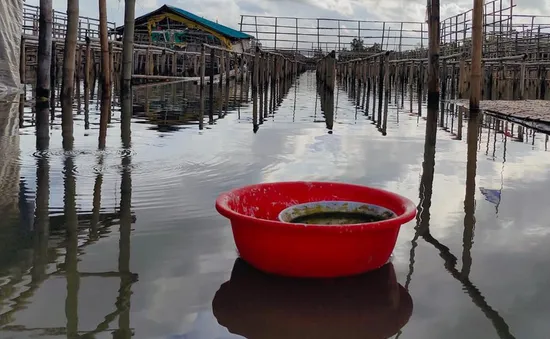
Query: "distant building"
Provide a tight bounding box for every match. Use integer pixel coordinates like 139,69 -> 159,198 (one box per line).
112,5 -> 254,53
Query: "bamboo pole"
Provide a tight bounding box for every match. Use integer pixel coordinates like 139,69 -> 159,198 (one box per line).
98,0 -> 111,149
470,0 -> 484,111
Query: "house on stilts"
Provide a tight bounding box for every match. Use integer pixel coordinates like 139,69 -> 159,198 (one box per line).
112,5 -> 254,77
112,5 -> 254,53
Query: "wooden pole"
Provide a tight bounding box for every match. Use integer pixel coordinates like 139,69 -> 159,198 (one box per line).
108,42 -> 114,120
199,45 -> 205,130
382,53 -> 390,134
226,51 -> 230,116
470,0 -> 484,111
219,51 -> 224,118
75,46 -> 82,111
427,0 -> 440,111
263,55 -> 268,118
252,47 -> 259,132
20,37 -> 26,92
50,42 -> 57,118
36,0 -> 53,139
233,52 -> 238,106
519,62 -> 526,99
84,38 -> 91,113
121,0 -> 136,132
259,53 -> 264,123
98,0 -> 111,149
19,38 -> 26,128
209,48 -> 215,123
377,56 -> 384,127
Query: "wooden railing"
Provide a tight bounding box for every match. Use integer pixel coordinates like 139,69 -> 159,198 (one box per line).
22,3 -> 116,41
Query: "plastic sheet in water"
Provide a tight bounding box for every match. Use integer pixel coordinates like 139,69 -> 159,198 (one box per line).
0,0 -> 23,97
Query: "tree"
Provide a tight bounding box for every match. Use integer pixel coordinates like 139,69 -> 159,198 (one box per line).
350,38 -> 365,51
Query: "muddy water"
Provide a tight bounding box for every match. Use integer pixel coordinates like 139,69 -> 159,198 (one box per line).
0,70 -> 550,338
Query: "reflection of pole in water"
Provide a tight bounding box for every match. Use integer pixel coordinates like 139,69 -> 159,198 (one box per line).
334,82 -> 339,121
492,125 -> 507,216
405,103 -> 438,290
324,88 -> 334,134
84,101 -> 90,130
462,112 -> 480,279
19,92 -> 25,128
407,111 -> 517,339
116,130 -> 133,338
292,74 -> 298,123
422,229 -> 517,339
90,153 -> 103,240
32,134 -> 50,284
36,100 -> 50,143
63,139 -> 79,338
491,119 -> 498,160
314,90 -> 318,121
365,75 -> 371,117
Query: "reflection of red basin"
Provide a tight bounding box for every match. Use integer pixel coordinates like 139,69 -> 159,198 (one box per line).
215,181 -> 416,278
212,259 -> 413,339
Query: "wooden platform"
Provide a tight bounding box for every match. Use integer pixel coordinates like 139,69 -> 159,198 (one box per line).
454,99 -> 550,132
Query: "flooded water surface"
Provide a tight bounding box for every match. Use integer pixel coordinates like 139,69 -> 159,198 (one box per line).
1,71 -> 550,338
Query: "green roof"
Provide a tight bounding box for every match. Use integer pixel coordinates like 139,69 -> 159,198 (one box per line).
166,5 -> 252,40
115,5 -> 253,41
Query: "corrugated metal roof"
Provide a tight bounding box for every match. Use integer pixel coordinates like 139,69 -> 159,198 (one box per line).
166,5 -> 253,40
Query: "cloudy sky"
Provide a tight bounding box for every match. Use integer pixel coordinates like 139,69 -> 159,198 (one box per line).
23,0 -> 550,51
25,0 -> 549,31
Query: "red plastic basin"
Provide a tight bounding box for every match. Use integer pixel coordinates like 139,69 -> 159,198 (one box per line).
215,181 -> 416,278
